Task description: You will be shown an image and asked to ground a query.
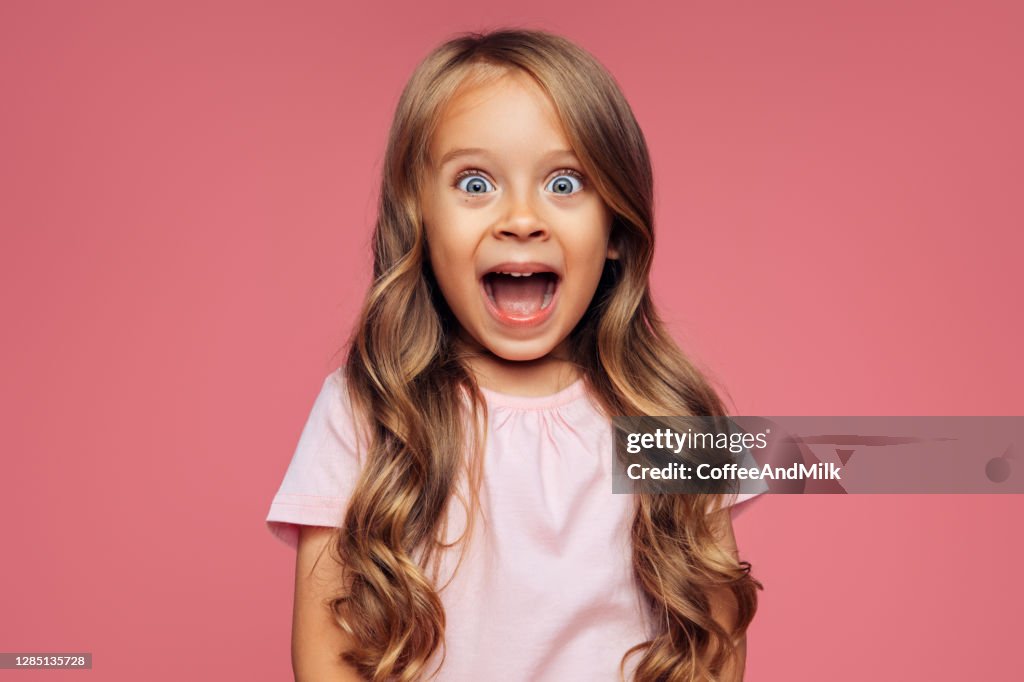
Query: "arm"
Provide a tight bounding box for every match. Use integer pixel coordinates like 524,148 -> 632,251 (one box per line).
705,508 -> 747,682
292,525 -> 364,682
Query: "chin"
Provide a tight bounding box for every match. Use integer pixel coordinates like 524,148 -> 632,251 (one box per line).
484,338 -> 559,363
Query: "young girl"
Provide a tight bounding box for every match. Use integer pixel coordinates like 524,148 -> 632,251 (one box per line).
267,28 -> 763,682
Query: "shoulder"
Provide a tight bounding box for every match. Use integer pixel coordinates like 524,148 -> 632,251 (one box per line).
308,367 -> 364,445
283,366 -> 368,477
319,367 -> 348,409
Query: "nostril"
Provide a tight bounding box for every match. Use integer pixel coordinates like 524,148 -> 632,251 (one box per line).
499,227 -> 548,237
496,223 -> 549,239
500,229 -> 546,239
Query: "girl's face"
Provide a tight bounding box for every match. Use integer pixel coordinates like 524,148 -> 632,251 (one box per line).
420,71 -> 617,366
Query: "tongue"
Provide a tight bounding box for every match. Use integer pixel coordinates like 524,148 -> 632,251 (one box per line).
490,275 -> 547,316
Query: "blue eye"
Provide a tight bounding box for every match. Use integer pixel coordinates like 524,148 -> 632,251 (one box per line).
546,170 -> 584,195
455,173 -> 494,194
452,168 -> 586,196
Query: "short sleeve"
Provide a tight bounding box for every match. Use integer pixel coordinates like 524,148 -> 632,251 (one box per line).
265,368 -> 364,550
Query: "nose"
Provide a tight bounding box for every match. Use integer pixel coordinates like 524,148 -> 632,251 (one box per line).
492,192 -> 550,242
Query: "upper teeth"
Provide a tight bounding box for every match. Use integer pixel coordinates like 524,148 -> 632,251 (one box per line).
497,271 -> 533,277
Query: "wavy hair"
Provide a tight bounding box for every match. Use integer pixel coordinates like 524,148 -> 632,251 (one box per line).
326,27 -> 762,681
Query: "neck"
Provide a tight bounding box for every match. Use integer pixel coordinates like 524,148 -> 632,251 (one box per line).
453,335 -> 581,398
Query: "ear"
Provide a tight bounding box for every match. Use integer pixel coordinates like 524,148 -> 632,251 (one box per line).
606,218 -> 620,260
606,236 -> 620,260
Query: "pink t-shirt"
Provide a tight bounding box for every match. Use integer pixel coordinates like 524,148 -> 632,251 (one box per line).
266,368 -> 761,681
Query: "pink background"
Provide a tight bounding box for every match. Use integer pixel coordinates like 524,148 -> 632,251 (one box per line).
2,1 -> 1021,680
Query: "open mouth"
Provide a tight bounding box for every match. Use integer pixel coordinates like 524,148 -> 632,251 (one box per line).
481,270 -> 559,319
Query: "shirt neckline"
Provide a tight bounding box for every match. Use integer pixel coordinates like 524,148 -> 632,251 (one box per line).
477,377 -> 588,410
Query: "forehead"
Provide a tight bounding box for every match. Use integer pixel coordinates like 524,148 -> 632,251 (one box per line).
429,70 -> 573,167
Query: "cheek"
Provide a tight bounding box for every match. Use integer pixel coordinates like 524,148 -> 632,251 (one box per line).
428,234 -> 472,282
425,202 -> 469,248
562,230 -> 612,304
567,234 -> 612,271
425,234 -> 474,307
573,203 -> 613,251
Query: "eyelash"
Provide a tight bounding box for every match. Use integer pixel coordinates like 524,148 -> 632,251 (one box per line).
452,168 -> 586,194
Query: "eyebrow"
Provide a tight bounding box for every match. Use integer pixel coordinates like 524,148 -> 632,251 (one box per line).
436,147 -> 579,168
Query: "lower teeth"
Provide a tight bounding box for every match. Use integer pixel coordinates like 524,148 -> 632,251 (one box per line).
483,276 -> 556,312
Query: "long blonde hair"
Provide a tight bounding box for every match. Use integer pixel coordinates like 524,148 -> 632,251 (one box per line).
327,28 -> 761,681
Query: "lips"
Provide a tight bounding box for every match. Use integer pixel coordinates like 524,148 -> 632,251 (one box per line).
479,262 -> 561,327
